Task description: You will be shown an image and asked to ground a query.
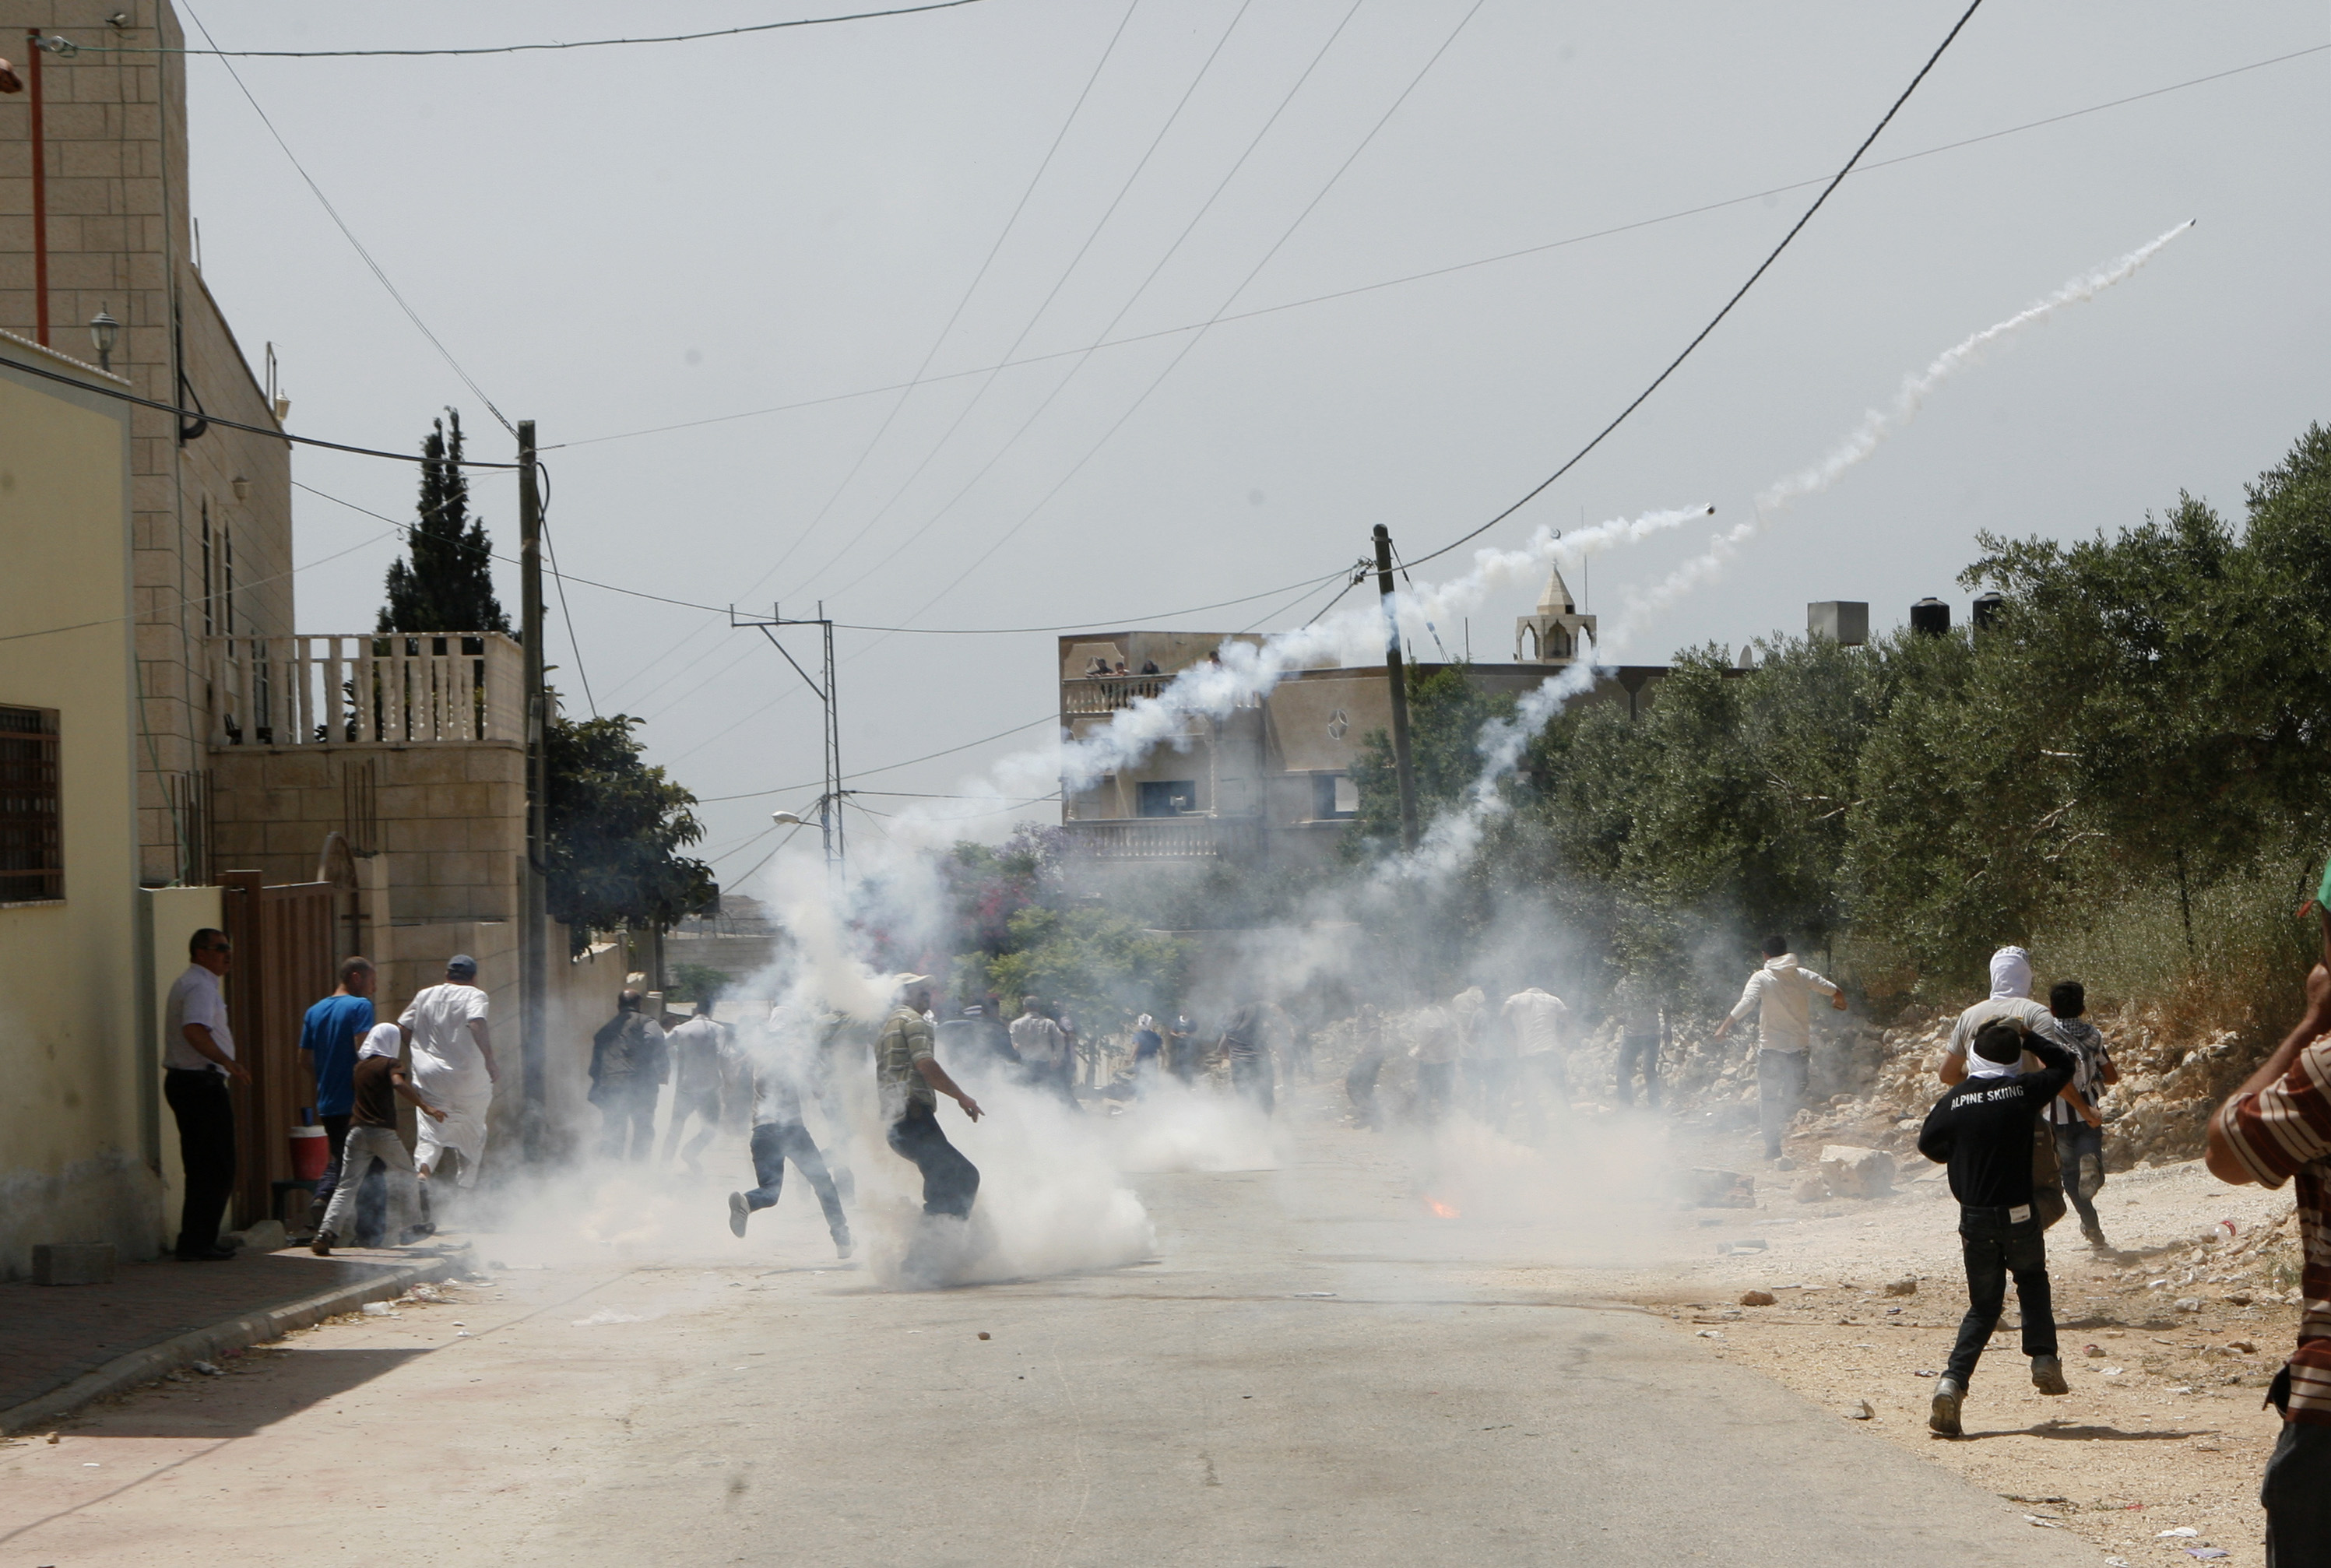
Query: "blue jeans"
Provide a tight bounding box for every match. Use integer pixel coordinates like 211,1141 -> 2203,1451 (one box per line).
1945,1204 -> 2056,1386
745,1120 -> 850,1244
2053,1120 -> 2105,1234
1757,1050 -> 1806,1155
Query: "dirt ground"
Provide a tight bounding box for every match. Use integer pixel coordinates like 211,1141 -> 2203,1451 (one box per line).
1556,1147 -> 2297,1566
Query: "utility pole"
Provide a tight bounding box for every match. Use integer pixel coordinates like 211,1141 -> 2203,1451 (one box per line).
730,604 -> 846,885
518,420 -> 548,1161
26,31 -> 48,345
1373,524 -> 1419,853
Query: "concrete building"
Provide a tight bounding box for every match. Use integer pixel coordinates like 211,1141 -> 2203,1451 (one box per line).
0,0 -> 296,887
1057,567 -> 1675,867
0,333 -> 155,1276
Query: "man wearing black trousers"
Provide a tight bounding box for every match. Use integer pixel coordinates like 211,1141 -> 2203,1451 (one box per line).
1918,1018 -> 2077,1435
163,928 -> 249,1261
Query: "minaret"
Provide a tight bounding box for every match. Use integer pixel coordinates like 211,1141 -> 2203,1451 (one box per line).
1514,564 -> 1597,664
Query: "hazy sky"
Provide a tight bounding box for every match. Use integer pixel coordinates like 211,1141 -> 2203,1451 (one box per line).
175,0 -> 2330,890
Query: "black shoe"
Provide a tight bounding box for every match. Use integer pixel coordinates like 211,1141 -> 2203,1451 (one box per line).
176,1246 -> 236,1262
2031,1355 -> 2069,1396
728,1191 -> 750,1239
396,1223 -> 437,1246
310,1230 -> 336,1257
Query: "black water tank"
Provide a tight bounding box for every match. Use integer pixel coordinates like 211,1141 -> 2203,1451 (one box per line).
1971,590 -> 2005,631
1909,597 -> 1951,635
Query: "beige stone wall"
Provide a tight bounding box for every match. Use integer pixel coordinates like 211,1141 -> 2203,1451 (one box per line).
208,741 -> 525,925
0,2 -> 295,884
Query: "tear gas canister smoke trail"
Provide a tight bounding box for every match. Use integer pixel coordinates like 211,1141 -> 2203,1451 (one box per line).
1394,219 -> 2201,877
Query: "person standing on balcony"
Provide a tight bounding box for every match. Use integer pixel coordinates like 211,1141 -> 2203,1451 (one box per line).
164,928 -> 249,1261
298,956 -> 376,1231
399,954 -> 497,1203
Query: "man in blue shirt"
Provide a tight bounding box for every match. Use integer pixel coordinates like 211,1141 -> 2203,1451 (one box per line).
299,956 -> 377,1228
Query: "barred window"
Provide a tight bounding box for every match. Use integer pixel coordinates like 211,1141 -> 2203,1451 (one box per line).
0,706 -> 61,903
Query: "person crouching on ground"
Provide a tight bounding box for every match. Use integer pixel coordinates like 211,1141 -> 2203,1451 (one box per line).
879,976 -> 983,1268
312,1025 -> 445,1256
1918,1018 -> 2077,1436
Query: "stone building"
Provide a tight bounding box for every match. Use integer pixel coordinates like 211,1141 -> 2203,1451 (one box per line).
1055,568 -> 1673,869
0,0 -> 295,886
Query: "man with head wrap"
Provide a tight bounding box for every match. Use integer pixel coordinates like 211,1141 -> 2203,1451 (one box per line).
1937,947 -> 2080,1084
399,955 -> 497,1193
1917,1018 -> 2078,1436
311,1025 -> 445,1256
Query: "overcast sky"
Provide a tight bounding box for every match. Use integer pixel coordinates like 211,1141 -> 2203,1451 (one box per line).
178,0 -> 2330,891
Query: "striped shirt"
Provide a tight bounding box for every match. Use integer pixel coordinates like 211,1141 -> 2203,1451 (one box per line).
875,1005 -> 937,1123
2213,1036 -> 2331,1425
2045,1018 -> 2114,1127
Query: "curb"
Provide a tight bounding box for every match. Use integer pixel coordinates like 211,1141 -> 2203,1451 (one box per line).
0,1251 -> 459,1436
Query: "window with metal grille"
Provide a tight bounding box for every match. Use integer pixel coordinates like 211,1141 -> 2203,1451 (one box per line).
0,706 -> 62,902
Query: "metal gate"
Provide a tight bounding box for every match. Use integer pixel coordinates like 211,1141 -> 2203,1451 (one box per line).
220,870 -> 338,1227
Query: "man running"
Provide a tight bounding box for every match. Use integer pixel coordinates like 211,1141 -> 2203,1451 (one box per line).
879,976 -> 983,1276
728,1004 -> 852,1258
1714,936 -> 1845,1160
661,998 -> 730,1174
399,954 -> 497,1201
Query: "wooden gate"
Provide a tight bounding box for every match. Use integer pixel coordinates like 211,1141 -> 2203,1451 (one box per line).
220,870 -> 339,1227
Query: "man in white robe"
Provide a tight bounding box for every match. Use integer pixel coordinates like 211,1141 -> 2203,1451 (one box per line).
399,953 -> 497,1190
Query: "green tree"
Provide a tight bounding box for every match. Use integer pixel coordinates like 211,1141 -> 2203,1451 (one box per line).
985,906 -> 1187,1030
378,409 -> 509,633
544,708 -> 714,951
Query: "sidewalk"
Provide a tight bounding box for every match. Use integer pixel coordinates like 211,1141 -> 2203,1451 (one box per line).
0,1246 -> 456,1435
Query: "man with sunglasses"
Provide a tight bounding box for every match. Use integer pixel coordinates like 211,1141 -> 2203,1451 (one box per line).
163,929 -> 249,1261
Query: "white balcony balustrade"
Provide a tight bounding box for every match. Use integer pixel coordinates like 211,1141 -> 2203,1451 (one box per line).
206,632 -> 522,747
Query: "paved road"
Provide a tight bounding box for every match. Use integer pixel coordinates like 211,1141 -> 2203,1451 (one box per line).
1,1101 -> 2090,1566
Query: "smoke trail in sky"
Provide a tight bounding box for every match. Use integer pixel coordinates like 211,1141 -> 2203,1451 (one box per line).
1383,220 -> 2198,879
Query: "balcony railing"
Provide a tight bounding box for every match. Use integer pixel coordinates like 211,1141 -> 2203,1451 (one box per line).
206,632 -> 522,747
1060,815 -> 1262,860
1062,674 -> 1170,714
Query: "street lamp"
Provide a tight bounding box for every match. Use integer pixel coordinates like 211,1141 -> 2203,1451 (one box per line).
87,305 -> 118,372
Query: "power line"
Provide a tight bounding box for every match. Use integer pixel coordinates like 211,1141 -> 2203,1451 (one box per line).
0,351 -> 518,465
0,526 -> 398,645
792,0 -> 1260,600
691,711 -> 1060,801
178,2 -> 516,435
41,0 -> 993,58
1400,0 -> 1988,570
294,475 -> 1343,635
541,40 -> 2331,459
606,0 -> 1141,706
534,463 -> 597,716
895,0 -> 1486,628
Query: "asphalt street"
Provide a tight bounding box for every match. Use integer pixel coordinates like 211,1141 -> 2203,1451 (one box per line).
0,1096 -> 2094,1567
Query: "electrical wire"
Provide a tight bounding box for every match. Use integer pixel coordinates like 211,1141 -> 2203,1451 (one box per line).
691,710 -> 1061,801
534,462 -> 598,716
885,0 -> 1486,628
298,469 -> 1344,635
179,2 -> 516,435
724,824 -> 807,889
0,526 -> 398,645
42,0 -> 992,58
793,0 -> 1259,600
0,351 -> 518,465
1398,0 -> 1988,571
541,38 -> 2331,459
606,0 -> 1141,705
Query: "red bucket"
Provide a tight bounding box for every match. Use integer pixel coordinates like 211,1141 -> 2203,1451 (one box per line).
290,1124 -> 330,1181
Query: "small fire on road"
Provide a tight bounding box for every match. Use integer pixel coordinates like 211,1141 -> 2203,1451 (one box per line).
1425,1199 -> 1460,1219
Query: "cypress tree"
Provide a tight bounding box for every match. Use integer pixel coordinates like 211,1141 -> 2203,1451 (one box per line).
378,409 -> 511,633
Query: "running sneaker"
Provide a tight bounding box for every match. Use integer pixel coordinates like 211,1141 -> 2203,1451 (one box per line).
1928,1376 -> 1964,1436
2031,1354 -> 2069,1395
727,1191 -> 750,1239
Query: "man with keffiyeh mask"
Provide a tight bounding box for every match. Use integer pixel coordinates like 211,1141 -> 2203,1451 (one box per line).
1917,1017 -> 2079,1436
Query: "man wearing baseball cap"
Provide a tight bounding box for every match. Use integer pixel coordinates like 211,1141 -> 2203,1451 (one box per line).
878,976 -> 982,1270
399,954 -> 497,1206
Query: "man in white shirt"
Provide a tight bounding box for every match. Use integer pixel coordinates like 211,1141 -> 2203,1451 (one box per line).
1501,987 -> 1570,1140
399,954 -> 497,1192
1714,935 -> 1846,1160
163,927 -> 249,1261
727,1004 -> 852,1257
661,999 -> 730,1174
